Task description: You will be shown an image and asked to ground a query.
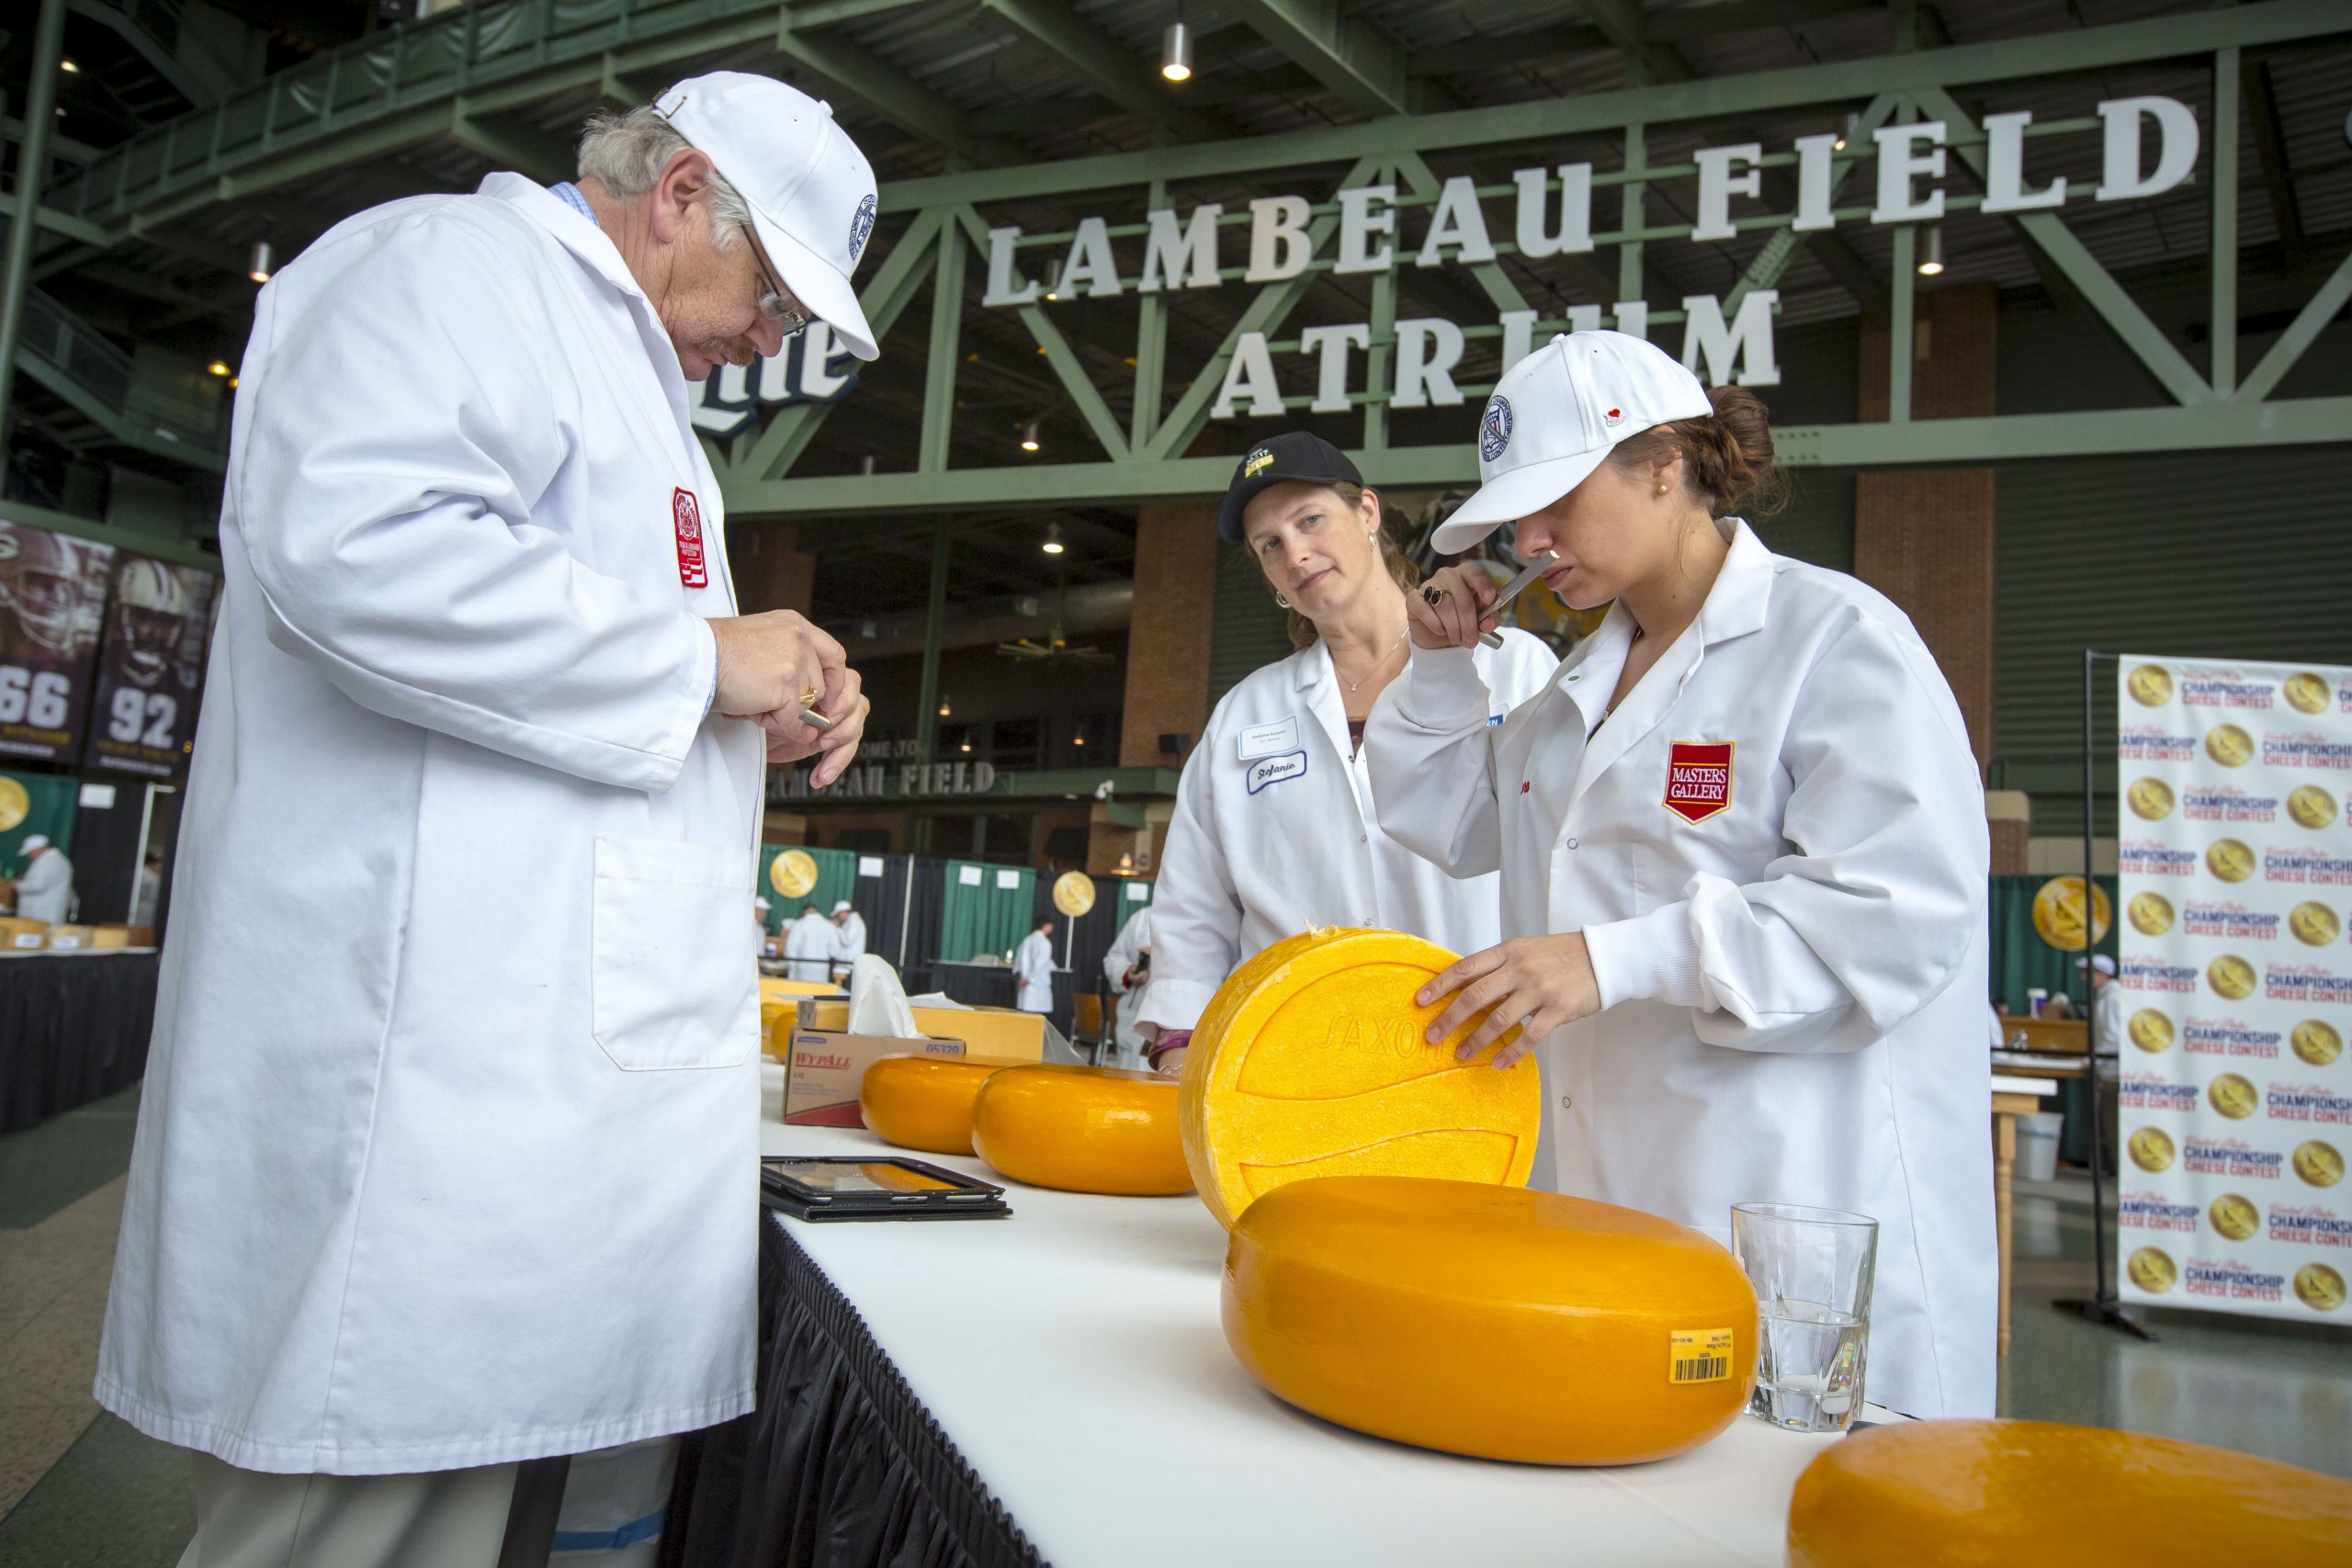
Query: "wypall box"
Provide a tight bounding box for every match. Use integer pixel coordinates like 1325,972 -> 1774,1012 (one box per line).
784,1032 -> 968,1127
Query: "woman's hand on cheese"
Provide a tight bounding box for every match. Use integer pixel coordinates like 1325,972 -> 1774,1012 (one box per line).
1406,565 -> 1498,651
1418,933 -> 1601,1070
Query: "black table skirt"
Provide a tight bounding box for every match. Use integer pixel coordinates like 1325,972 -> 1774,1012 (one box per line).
662,1216 -> 1046,1568
0,952 -> 161,1134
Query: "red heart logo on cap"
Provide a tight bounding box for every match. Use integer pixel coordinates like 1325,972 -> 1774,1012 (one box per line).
1607,408 -> 1622,418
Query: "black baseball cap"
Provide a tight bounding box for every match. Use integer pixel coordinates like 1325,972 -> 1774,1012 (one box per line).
1216,431 -> 1363,542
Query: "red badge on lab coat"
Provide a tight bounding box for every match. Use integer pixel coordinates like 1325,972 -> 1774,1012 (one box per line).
1663,741 -> 1735,825
672,487 -> 708,588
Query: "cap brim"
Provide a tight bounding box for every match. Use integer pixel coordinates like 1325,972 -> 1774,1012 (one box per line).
750,204 -> 877,361
1217,468 -> 1361,542
1428,449 -> 1608,555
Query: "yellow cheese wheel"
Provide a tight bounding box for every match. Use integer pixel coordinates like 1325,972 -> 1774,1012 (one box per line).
858,1055 -> 1031,1156
1181,928 -> 1542,1228
1223,1177 -> 1758,1465
970,1064 -> 1193,1195
1787,1420 -> 2352,1565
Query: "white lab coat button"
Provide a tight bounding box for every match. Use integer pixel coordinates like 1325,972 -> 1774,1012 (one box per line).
1559,1095 -> 1574,1110
1566,838 -> 1578,850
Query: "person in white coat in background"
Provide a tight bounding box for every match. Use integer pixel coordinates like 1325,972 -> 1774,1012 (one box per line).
1139,433 -> 1556,1076
10,834 -> 74,923
1014,916 -> 1057,1014
1102,904 -> 1154,1067
830,898 -> 867,979
783,901 -> 836,982
1366,331 -> 1995,1421
96,73 -> 878,1567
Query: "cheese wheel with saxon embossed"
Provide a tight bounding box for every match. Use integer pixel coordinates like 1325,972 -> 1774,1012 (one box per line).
970,1064 -> 1193,1195
858,1055 -> 1032,1156
1786,1420 -> 2352,1565
1223,1178 -> 1758,1465
1181,928 -> 1542,1229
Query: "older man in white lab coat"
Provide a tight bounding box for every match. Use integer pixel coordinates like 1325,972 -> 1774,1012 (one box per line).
9,834 -> 73,923
783,901 -> 837,982
96,73 -> 878,1567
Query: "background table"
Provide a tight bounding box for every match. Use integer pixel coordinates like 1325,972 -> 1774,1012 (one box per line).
667,1066 -> 1892,1568
927,961 -> 1073,1040
0,950 -> 160,1133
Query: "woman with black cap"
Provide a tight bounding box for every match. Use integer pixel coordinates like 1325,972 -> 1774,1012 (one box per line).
1136,432 -> 1556,1077
1364,331 -> 1996,1420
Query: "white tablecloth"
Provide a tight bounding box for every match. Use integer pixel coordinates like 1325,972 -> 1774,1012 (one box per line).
757,1063 -> 1878,1567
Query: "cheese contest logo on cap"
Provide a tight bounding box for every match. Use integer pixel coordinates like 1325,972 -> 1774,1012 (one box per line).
1216,431 -> 1364,543
651,71 -> 882,360
1431,331 -> 1713,556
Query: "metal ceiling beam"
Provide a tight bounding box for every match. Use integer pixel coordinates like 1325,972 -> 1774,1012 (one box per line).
975,0 -> 1223,141
1577,0 -> 1699,86
2242,60 -> 2305,270
449,102 -> 579,185
775,14 -> 1027,166
1217,0 -> 1410,119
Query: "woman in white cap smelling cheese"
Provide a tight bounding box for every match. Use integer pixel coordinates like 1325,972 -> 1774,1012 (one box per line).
1364,332 -> 1996,1420
1139,432 -> 1555,1076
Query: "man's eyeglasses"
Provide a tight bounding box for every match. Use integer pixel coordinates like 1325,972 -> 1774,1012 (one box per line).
742,227 -> 811,336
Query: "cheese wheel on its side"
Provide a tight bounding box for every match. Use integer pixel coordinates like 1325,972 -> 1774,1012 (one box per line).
971,1064 -> 1193,1195
859,1055 -> 1031,1156
1224,1177 -> 1757,1465
1786,1420 -> 2352,1565
1182,928 -> 1542,1228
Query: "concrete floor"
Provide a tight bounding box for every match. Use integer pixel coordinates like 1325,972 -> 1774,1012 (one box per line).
1,1087 -> 2347,1565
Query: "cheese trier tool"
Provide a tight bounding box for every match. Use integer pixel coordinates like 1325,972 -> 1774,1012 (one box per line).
798,706 -> 837,733
1474,550 -> 1560,648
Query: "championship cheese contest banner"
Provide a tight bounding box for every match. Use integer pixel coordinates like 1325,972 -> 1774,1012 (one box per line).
2115,655 -> 2351,1324
0,521 -> 115,765
83,553 -> 218,780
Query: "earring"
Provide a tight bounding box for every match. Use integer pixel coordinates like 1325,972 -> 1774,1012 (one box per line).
1657,482 -> 1669,496
1274,592 -> 1291,610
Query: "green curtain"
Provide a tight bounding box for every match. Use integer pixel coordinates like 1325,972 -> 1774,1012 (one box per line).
0,771 -> 78,882
1987,873 -> 2120,1013
758,844 -> 858,934
941,861 -> 1037,963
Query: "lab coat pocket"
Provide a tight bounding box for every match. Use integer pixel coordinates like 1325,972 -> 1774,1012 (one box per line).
591,835 -> 756,1071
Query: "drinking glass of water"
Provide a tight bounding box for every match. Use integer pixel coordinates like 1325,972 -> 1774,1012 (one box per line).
1730,1202 -> 1878,1434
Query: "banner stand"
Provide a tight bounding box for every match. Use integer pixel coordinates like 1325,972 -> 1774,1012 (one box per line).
2052,648 -> 2162,1343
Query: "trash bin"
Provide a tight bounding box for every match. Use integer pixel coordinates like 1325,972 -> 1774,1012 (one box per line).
2017,1111 -> 2064,1183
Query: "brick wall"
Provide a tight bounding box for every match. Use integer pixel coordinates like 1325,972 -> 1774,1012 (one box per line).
1118,500 -> 1219,771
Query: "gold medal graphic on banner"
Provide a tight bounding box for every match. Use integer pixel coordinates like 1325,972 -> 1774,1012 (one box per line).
2293,1140 -> 2345,1189
2292,1019 -> 2344,1067
2289,784 -> 2339,830
2296,1263 -> 2346,1313
2207,1073 -> 2259,1119
0,776 -> 27,834
2282,671 -> 2332,715
2126,664 -> 2174,706
768,850 -> 820,900
1052,872 -> 1097,919
2126,1247 -> 2178,1294
2204,724 -> 2255,768
2205,955 -> 2257,1000
2127,1126 -> 2176,1173
2128,1009 -> 2176,1055
2126,777 -> 2175,820
2205,839 -> 2256,882
2207,1193 -> 2260,1242
2288,901 -> 2342,947
2030,875 -> 2111,952
2128,892 -> 2176,937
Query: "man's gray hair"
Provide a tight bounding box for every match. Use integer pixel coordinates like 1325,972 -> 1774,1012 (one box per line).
576,105 -> 752,246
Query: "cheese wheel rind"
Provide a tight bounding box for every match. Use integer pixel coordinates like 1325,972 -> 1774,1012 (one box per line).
858,1055 -> 1031,1155
1786,1419 -> 2352,1565
1223,1177 -> 1758,1466
1182,928 -> 1542,1228
971,1064 -> 1193,1195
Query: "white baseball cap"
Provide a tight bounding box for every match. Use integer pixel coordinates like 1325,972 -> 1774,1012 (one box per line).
754,897 -> 772,910
1431,331 -> 1713,555
20,835 -> 49,852
2076,954 -> 2117,976
832,900 -> 854,914
652,72 -> 881,360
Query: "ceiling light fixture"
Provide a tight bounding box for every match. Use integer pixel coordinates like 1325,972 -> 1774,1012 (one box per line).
208,361 -> 232,378
1917,224 -> 1945,277
1073,735 -> 1085,747
1833,111 -> 1856,152
938,697 -> 953,717
1161,17 -> 1193,83
1020,420 -> 1041,453
1042,523 -> 1066,556
247,240 -> 275,284
960,740 -> 973,753
60,58 -> 79,73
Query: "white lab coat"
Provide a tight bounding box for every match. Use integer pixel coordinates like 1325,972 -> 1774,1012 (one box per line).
1136,631 -> 1557,1036
831,911 -> 868,967
97,175 -> 766,1475
1365,522 -> 1996,1420
1102,907 -> 1154,1066
783,910 -> 837,982
1013,929 -> 1056,1013
14,848 -> 73,923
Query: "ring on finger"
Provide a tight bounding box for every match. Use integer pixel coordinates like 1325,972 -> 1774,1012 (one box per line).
1421,585 -> 1444,606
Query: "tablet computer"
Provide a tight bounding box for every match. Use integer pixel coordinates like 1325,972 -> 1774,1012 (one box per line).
761,1156 -> 1012,1222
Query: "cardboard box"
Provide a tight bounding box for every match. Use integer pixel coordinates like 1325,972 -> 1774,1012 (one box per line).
89,925 -> 141,949
783,1031 -> 967,1127
41,924 -> 97,951
0,917 -> 48,952
802,999 -> 1046,1064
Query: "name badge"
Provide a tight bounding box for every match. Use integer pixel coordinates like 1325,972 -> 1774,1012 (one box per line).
1247,751 -> 1307,795
1238,716 -> 1300,760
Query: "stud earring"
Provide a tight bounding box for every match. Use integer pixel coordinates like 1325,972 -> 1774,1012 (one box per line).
1657,482 -> 1669,496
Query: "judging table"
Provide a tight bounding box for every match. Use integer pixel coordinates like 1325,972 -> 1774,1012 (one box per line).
929,960 -> 1074,1040
0,949 -> 162,1133
666,1063 -> 1893,1568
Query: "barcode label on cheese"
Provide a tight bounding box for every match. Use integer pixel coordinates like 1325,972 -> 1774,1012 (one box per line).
1669,1327 -> 1734,1384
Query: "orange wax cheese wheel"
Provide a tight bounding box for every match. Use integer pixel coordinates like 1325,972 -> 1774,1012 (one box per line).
1223,1177 -> 1758,1466
1181,928 -> 1542,1228
858,1055 -> 1031,1156
1786,1419 -> 2352,1566
970,1064 -> 1193,1195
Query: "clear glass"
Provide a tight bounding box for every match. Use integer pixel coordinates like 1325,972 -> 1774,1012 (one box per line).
1731,1201 -> 1878,1433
